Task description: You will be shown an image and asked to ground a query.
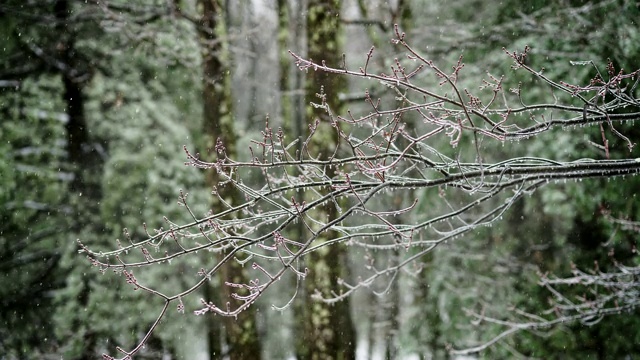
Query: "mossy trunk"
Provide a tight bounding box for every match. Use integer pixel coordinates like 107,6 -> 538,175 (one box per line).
295,1 -> 357,359
199,0 -> 261,358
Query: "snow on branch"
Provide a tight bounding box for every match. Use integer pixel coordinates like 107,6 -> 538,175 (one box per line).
83,26 -> 640,359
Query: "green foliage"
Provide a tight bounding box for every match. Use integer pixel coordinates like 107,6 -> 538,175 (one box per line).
0,73 -> 72,357
438,0 -> 640,357
51,14 -> 208,356
0,0 -> 207,357
379,1 -> 640,357
87,70 -> 205,235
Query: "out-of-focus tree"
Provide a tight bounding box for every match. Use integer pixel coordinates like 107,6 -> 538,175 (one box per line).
0,0 -> 103,356
429,1 -> 640,357
195,0 -> 262,358
293,1 -> 357,359
0,68 -> 69,359
1,0 -> 207,358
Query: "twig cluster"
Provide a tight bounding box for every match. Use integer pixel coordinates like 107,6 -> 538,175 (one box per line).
82,26 -> 640,359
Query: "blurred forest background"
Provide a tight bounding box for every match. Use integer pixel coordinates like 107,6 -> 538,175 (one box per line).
1,0 -> 640,359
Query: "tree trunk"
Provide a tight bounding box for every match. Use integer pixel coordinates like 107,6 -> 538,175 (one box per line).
55,0 -> 102,358
295,1 -> 357,359
198,1 -> 262,359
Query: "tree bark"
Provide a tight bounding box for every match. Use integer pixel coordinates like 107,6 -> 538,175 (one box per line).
198,1 -> 262,358
295,1 -> 357,359
55,0 -> 102,358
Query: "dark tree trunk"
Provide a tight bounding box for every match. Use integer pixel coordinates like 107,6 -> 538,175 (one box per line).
198,1 -> 262,359
295,1 -> 357,359
55,0 -> 101,358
